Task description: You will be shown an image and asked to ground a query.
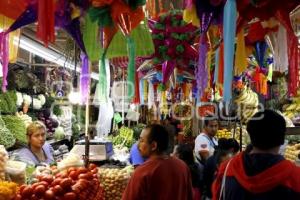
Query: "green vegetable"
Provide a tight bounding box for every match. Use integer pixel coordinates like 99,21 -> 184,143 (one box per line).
2,115 -> 27,145
132,123 -> 146,141
0,115 -> 16,148
0,116 -> 16,148
109,126 -> 135,149
54,126 -> 65,141
0,90 -> 17,114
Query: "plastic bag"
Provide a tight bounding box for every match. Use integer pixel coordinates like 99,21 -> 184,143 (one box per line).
5,160 -> 27,185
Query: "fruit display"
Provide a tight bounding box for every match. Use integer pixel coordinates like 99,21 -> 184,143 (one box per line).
284,143 -> 300,162
15,164 -> 104,200
282,92 -> 300,123
234,87 -> 259,123
0,146 -> 8,181
110,126 -> 135,149
231,126 -> 250,150
98,167 -> 132,200
0,181 -> 18,200
216,129 -> 232,139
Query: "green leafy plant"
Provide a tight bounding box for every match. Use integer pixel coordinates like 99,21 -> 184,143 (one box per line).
2,115 -> 27,145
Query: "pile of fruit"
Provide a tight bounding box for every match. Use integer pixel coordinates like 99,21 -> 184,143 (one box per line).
231,126 -> 250,150
15,164 -> 104,200
98,167 -> 131,200
216,129 -> 232,139
234,87 -> 259,123
0,181 -> 18,200
284,143 -> 300,162
110,127 -> 135,149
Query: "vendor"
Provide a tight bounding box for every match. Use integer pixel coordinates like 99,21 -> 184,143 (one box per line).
14,121 -> 54,166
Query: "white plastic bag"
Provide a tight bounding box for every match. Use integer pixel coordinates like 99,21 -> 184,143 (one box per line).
5,160 -> 27,184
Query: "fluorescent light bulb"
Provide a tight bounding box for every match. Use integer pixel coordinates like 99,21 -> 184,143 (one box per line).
16,35 -> 99,80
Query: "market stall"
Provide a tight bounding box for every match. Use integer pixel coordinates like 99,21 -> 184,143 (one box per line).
0,0 -> 299,199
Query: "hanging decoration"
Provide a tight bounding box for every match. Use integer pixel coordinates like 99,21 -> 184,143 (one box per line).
223,0 -> 237,102
80,54 -> 90,104
89,0 -> 145,101
234,29 -> 247,75
149,10 -> 198,86
0,32 -> 9,92
37,0 -> 55,47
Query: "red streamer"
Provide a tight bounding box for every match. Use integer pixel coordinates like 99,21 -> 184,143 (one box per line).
37,0 -> 55,47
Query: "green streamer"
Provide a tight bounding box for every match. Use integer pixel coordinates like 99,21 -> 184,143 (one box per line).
88,7 -> 113,27
83,14 -> 102,61
127,36 -> 135,99
99,51 -> 107,103
106,22 -> 154,58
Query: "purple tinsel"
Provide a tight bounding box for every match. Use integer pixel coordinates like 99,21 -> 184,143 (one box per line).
0,32 -> 9,92
196,34 -> 209,98
80,54 -> 90,103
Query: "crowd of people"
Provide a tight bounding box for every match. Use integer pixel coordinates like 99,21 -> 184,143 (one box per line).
124,109 -> 300,200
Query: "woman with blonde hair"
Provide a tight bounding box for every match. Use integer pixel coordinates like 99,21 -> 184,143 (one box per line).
15,121 -> 54,166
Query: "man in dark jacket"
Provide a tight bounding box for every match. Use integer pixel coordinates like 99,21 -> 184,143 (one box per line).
212,109 -> 300,200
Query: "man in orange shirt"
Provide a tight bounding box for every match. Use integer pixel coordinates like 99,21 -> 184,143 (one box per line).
122,124 -> 193,200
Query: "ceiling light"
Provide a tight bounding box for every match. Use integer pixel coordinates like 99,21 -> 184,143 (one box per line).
16,35 -> 99,80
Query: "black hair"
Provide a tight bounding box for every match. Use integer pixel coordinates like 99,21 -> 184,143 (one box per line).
247,109 -> 286,150
145,124 -> 169,153
175,144 -> 202,188
216,138 -> 230,151
227,138 -> 240,153
215,150 -> 230,166
204,115 -> 218,126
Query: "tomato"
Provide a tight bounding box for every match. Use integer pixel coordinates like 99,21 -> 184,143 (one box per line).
34,185 -> 46,197
91,168 -> 98,174
52,185 -> 63,195
60,178 -> 73,190
69,171 -> 78,180
42,175 -> 54,184
76,167 -> 88,175
39,181 -> 49,188
44,189 -> 55,200
67,167 -> 76,174
88,163 -> 97,170
14,194 -> 22,200
63,192 -> 77,200
21,186 -> 33,198
71,184 -> 81,194
78,172 -> 92,180
56,172 -> 68,179
19,185 -> 27,194
30,194 -> 39,200
51,178 -> 62,187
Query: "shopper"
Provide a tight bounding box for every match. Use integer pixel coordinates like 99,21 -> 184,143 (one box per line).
163,116 -> 176,154
202,138 -> 229,199
14,121 -> 54,166
194,115 -> 219,163
122,124 -> 193,200
212,110 -> 300,200
173,144 -> 203,200
129,142 -> 146,168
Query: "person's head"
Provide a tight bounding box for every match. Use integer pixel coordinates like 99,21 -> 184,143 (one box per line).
216,150 -> 231,167
227,138 -> 240,154
172,144 -> 195,165
138,124 -> 169,158
247,109 -> 286,151
204,115 -> 219,137
27,121 -> 47,149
